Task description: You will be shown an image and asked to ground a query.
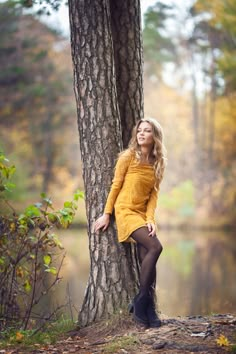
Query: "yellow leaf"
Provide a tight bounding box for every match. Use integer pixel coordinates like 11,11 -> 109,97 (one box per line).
16,267 -> 24,278
23,280 -> 31,292
16,332 -> 24,342
10,222 -> 16,231
43,254 -> 51,266
216,334 -> 230,346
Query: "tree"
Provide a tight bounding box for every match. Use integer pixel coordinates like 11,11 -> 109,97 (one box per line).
0,3 -> 76,196
110,0 -> 144,147
191,0 -> 236,218
143,2 -> 176,79
68,0 -> 143,326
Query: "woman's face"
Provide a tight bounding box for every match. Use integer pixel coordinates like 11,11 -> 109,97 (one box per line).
136,122 -> 154,147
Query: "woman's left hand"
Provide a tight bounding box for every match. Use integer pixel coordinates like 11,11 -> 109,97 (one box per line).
146,222 -> 156,237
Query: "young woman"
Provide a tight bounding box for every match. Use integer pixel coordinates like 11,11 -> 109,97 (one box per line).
95,118 -> 167,327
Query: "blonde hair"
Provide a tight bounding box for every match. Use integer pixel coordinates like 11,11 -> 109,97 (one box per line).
128,118 -> 167,187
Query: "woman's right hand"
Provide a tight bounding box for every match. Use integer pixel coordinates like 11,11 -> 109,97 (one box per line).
94,213 -> 110,233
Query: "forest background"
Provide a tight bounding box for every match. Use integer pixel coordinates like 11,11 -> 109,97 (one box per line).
0,0 -> 235,228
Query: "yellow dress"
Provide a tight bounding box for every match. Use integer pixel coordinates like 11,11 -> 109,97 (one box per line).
104,149 -> 159,242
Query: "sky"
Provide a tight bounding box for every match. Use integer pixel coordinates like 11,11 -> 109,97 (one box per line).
39,0 -> 185,38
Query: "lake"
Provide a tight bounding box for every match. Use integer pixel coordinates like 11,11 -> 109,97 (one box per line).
53,228 -> 235,320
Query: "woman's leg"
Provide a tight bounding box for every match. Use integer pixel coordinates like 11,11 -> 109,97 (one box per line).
137,243 -> 156,291
132,227 -> 162,296
130,226 -> 162,325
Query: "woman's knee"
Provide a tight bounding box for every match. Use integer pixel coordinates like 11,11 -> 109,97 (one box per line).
152,238 -> 163,256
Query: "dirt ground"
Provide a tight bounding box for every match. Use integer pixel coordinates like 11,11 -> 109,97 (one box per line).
2,313 -> 236,353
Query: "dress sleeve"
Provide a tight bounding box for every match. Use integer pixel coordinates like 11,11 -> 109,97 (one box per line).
146,186 -> 159,224
104,150 -> 132,214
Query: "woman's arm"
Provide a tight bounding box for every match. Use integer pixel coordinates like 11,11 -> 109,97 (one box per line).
103,150 -> 132,214
95,150 -> 132,232
146,186 -> 159,236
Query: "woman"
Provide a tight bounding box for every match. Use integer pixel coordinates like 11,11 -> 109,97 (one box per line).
95,118 -> 167,327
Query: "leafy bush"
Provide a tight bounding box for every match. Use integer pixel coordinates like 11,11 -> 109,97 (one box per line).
0,152 -> 83,332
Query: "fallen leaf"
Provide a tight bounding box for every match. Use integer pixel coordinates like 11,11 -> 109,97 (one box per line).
16,332 -> 24,342
216,334 -> 230,346
65,336 -> 73,341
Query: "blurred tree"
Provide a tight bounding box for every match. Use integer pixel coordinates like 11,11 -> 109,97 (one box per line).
192,0 -> 236,220
195,0 -> 236,93
143,2 -> 176,79
0,2 -> 78,198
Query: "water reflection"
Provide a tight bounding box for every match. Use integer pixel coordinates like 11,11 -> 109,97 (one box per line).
56,228 -> 236,318
158,230 -> 236,316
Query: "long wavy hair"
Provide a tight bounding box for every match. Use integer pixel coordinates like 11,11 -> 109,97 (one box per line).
128,118 -> 167,186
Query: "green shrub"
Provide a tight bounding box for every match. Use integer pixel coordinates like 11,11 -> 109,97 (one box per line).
0,152 -> 83,332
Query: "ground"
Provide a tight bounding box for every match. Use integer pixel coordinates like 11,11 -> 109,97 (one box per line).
1,314 -> 236,353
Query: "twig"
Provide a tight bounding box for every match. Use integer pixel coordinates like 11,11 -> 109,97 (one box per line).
66,282 -> 74,322
23,230 -> 40,330
33,253 -> 66,307
31,302 -> 68,336
3,199 -> 16,213
72,304 -> 79,314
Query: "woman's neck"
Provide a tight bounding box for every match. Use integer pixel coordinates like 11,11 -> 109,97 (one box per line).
140,146 -> 152,161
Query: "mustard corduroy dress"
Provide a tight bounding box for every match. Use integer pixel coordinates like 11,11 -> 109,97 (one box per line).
104,149 -> 159,242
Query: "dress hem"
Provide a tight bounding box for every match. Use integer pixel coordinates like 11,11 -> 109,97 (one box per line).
118,223 -> 148,243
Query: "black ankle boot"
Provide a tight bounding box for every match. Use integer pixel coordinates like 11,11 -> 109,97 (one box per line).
133,293 -> 149,326
147,295 -> 161,328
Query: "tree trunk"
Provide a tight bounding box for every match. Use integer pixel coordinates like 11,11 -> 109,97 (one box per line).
188,52 -> 201,196
42,113 -> 54,193
68,0 -> 140,327
208,57 -> 216,168
109,0 -> 144,148
207,53 -> 216,205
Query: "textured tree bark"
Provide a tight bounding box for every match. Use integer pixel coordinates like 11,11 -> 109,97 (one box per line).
68,0 -> 140,327
110,0 -> 144,148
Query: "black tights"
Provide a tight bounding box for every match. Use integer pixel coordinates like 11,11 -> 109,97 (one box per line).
131,227 -> 163,296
